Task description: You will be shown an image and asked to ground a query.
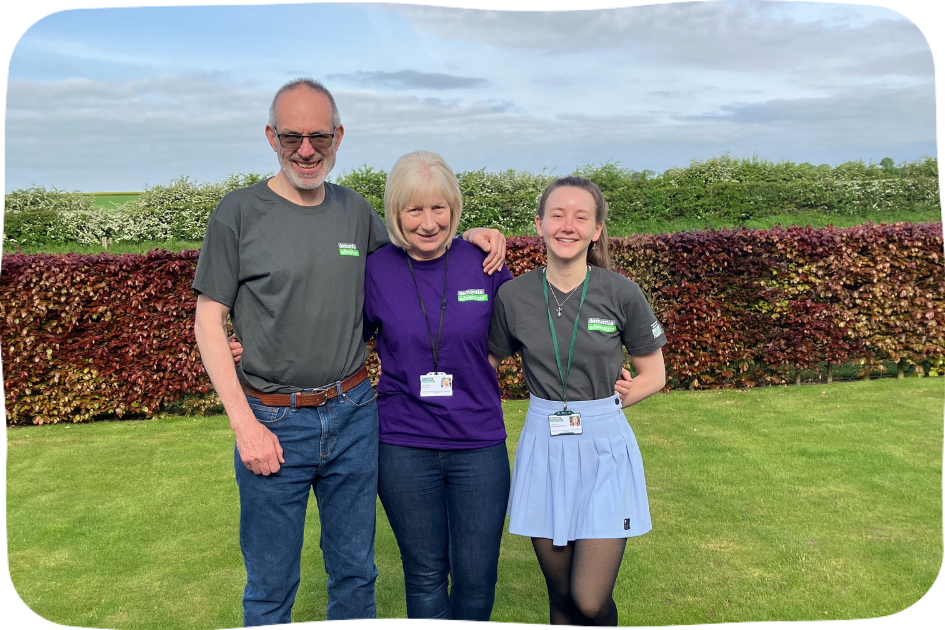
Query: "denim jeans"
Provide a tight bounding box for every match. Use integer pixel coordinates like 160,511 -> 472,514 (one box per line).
377,441 -> 510,620
235,378 -> 379,626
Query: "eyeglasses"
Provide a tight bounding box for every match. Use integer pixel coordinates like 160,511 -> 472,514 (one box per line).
274,130 -> 335,151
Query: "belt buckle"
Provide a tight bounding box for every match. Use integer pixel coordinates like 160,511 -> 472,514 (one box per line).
306,386 -> 331,407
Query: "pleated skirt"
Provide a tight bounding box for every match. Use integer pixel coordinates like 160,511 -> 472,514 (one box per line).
507,394 -> 652,546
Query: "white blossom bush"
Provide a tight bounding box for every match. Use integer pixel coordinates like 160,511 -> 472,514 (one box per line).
457,169 -> 553,234
4,158 -> 939,247
3,186 -> 96,215
333,166 -> 387,217
4,174 -> 270,246
3,187 -> 97,246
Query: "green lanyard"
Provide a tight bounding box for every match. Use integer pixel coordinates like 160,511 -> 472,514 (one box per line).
542,266 -> 590,411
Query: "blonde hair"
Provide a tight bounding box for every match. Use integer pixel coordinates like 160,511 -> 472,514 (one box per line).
537,176 -> 612,270
384,151 -> 463,251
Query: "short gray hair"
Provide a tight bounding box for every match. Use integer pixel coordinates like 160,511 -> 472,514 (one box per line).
268,78 -> 341,130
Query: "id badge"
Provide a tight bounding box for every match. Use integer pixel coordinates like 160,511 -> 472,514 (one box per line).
549,410 -> 582,435
420,372 -> 454,397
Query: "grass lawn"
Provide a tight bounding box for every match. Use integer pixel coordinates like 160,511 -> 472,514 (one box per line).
6,378 -> 942,628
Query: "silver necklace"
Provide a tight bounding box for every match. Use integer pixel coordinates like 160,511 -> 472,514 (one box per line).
548,282 -> 578,318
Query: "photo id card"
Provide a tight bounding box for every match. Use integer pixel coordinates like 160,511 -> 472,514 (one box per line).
420,372 -> 454,397
549,410 -> 582,435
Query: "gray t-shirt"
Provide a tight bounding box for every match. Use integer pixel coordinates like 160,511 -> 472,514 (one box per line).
489,265 -> 667,401
192,180 -> 389,393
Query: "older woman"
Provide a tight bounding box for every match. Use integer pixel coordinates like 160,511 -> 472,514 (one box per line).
363,151 -> 513,620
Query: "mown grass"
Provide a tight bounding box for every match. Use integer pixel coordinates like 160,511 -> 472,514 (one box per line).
7,378 -> 942,628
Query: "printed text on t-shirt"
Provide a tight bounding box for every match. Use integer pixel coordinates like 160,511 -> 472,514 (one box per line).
588,317 -> 617,333
457,289 -> 488,302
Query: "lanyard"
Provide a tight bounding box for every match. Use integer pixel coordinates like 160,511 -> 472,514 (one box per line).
542,266 -> 590,410
407,247 -> 450,373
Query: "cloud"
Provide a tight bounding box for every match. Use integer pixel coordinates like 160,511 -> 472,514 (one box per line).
680,83 -> 935,146
5,72 -> 936,192
6,74 -> 267,124
836,49 -> 936,77
327,70 -> 489,90
387,3 -> 932,77
15,36 -> 168,70
333,81 -> 935,170
5,76 -> 276,191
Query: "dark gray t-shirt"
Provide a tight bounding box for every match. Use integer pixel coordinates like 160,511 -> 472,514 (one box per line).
489,266 -> 667,401
192,180 -> 389,393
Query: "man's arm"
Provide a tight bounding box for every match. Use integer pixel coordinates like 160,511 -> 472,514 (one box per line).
488,352 -> 503,370
462,227 -> 507,275
194,294 -> 284,476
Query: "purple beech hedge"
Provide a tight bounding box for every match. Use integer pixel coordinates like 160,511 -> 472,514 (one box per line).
2,222 -> 944,425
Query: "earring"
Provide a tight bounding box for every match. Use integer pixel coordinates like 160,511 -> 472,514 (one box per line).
590,240 -> 597,250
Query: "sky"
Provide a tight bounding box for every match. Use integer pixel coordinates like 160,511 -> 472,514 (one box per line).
1,0 -> 940,193
2,2 -> 945,630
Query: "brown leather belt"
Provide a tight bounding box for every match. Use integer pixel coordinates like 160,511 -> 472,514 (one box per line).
242,366 -> 370,407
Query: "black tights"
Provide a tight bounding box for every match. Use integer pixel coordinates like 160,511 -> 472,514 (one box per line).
531,537 -> 626,626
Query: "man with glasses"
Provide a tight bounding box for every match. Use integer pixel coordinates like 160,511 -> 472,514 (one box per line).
192,78 -> 504,626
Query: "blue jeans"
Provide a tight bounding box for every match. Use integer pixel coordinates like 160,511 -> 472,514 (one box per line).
377,441 -> 510,620
235,379 -> 379,626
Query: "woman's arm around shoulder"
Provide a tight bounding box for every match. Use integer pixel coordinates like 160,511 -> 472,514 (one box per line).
617,349 -> 666,409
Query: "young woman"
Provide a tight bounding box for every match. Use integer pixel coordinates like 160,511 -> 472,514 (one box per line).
489,176 -> 667,626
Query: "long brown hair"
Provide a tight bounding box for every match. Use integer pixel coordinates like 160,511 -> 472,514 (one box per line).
537,176 -> 612,270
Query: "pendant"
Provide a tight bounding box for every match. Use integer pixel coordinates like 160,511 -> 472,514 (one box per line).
556,307 -> 562,318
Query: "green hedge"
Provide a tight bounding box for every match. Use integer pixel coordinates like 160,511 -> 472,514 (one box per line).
335,156 -> 941,232
4,156 -> 939,248
3,174 -> 269,247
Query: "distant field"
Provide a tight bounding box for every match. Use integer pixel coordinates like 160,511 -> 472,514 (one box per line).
89,193 -> 140,209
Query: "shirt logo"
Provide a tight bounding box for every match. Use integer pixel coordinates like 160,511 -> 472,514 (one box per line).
338,243 -> 360,257
651,321 -> 664,338
588,317 -> 617,333
457,289 -> 488,302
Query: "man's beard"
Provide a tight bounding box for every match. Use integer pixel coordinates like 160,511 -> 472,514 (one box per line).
278,149 -> 336,190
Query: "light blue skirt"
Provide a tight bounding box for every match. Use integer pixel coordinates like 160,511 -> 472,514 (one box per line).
508,394 -> 652,546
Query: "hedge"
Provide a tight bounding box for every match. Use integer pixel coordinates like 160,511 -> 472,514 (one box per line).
3,174 -> 269,247
2,222 -> 943,425
341,158 -> 942,230
5,156 -> 939,247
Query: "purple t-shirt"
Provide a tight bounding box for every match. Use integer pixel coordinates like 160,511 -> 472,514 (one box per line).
364,238 -> 513,449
